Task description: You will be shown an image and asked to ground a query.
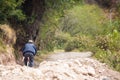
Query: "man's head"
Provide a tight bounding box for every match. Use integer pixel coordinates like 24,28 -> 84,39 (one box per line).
28,40 -> 33,43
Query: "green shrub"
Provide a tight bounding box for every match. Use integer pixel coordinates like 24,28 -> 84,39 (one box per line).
65,35 -> 95,52
0,0 -> 25,23
95,35 -> 110,50
77,35 -> 95,51
54,32 -> 71,49
95,29 -> 120,51
108,29 -> 120,51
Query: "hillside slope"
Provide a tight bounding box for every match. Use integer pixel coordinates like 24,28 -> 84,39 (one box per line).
0,24 -> 16,65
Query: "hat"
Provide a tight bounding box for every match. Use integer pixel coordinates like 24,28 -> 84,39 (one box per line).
28,40 -> 33,43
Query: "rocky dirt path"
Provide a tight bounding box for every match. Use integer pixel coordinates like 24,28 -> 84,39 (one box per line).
0,51 -> 120,80
45,51 -> 93,61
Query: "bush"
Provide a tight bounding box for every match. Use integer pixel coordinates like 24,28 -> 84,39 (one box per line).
65,35 -> 95,52
54,32 -> 71,49
0,0 -> 25,23
95,29 -> 120,51
95,35 -> 110,50
108,30 -> 120,51
65,40 -> 76,52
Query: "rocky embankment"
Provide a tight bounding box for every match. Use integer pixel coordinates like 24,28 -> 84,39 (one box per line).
0,52 -> 120,80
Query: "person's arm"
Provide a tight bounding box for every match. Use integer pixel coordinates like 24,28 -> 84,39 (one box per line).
33,44 -> 37,55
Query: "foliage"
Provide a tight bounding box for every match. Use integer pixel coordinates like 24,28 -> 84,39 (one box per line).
94,29 -> 120,72
57,4 -> 112,52
94,50 -> 120,72
45,0 -> 84,9
60,5 -> 108,36
37,0 -> 85,51
65,35 -> 95,52
95,35 -> 110,50
0,0 -> 26,23
96,29 -> 120,51
111,19 -> 120,32
108,29 -> 120,51
54,32 -> 71,49
41,0 -> 120,53
36,9 -> 60,51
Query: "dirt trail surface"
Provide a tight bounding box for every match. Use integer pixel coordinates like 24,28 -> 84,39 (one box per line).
46,51 -> 93,61
0,52 -> 120,80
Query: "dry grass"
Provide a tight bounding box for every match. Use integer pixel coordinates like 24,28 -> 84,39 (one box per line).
0,24 -> 16,45
0,39 -> 6,53
0,24 -> 16,54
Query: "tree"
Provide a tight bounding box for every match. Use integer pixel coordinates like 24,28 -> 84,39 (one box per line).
0,0 -> 25,23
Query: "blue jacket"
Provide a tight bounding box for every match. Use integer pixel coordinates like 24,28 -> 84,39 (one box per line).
22,43 -> 37,56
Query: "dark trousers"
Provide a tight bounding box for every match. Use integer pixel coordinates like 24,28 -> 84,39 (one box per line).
24,52 -> 34,67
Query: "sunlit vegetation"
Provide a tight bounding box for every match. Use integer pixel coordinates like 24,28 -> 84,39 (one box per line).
38,2 -> 120,71
0,0 -> 25,23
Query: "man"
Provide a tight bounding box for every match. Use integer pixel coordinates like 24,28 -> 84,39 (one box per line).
22,40 -> 37,67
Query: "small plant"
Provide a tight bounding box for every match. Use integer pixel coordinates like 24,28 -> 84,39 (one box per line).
95,35 -> 110,50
